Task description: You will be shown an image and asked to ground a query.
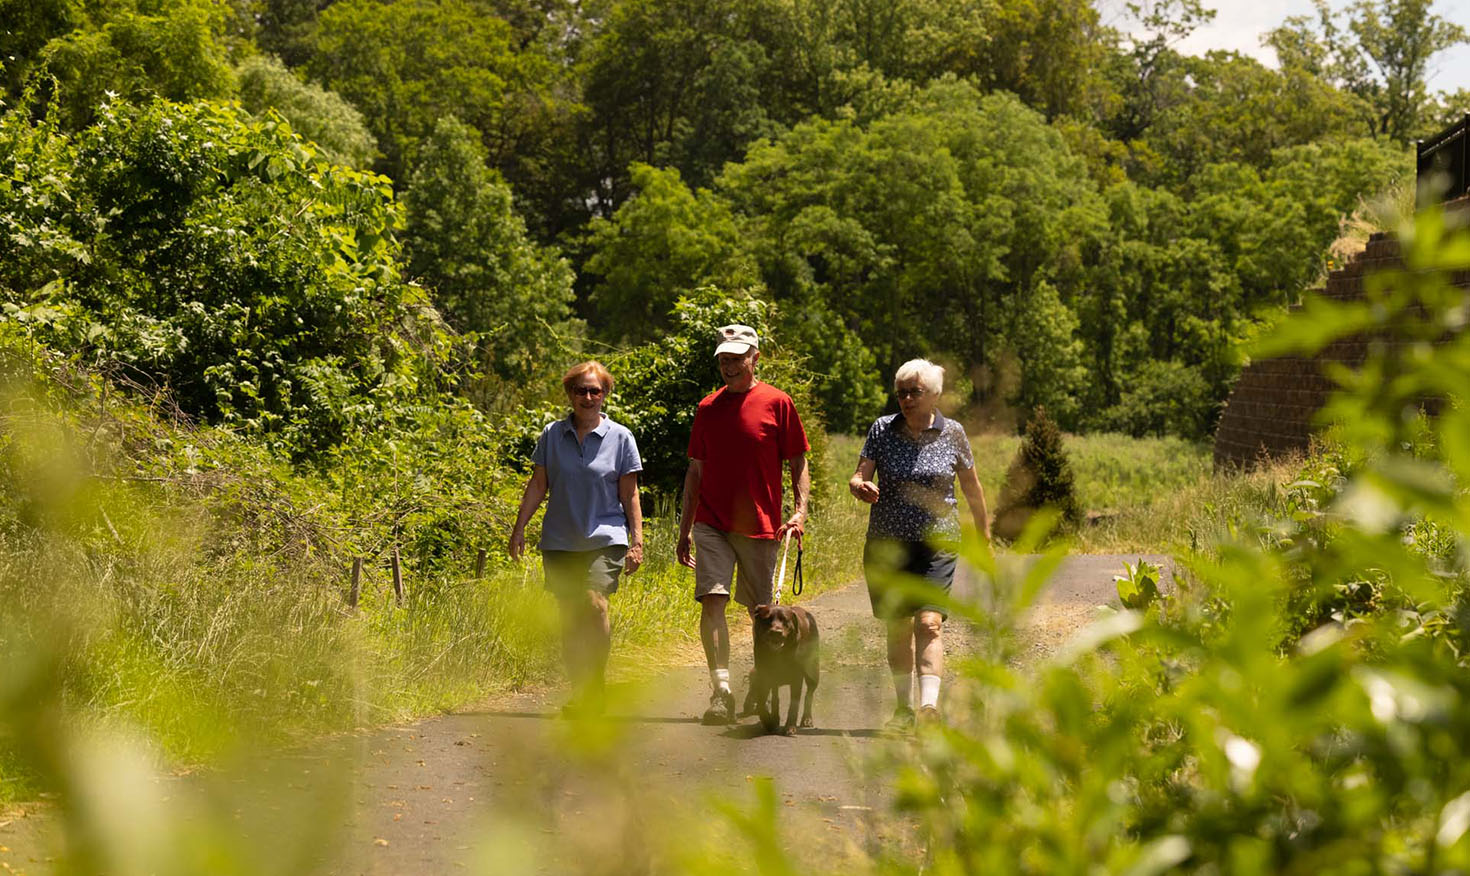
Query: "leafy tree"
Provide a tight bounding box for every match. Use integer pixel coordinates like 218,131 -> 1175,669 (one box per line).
720,81 -> 1104,421
1107,0 -> 1214,142
235,54 -> 377,168
1266,0 -> 1468,141
1130,50 -> 1366,185
0,0 -> 79,98
248,0 -> 329,67
575,0 -> 783,206
1099,358 -> 1212,438
401,116 -> 576,399
308,0 -> 574,188
998,281 -> 1087,424
33,0 -> 238,128
978,0 -> 1115,119
0,99 -> 443,457
582,163 -> 759,343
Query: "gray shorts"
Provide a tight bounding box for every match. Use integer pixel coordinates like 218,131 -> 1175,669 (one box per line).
542,546 -> 626,599
692,522 -> 780,608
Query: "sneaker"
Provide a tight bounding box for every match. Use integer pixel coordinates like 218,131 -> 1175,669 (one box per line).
702,689 -> 736,725
883,707 -> 915,735
917,705 -> 942,727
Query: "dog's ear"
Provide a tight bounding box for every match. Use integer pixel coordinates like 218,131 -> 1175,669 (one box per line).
753,604 -> 772,621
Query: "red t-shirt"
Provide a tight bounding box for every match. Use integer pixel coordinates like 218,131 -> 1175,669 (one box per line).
688,381 -> 810,537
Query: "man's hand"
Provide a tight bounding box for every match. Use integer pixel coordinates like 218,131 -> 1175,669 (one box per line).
625,542 -> 644,573
677,531 -> 696,569
849,477 -> 879,504
777,513 -> 805,543
509,527 -> 526,561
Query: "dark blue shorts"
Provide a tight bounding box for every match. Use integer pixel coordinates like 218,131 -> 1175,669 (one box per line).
862,538 -> 955,620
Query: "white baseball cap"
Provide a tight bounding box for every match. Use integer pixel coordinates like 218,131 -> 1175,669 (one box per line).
714,324 -> 759,356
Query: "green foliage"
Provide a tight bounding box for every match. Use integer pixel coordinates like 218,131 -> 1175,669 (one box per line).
0,98 -> 441,458
1266,0 -> 1469,140
0,0 -> 79,98
401,115 -> 576,398
1100,359 -> 1213,438
31,0 -> 238,129
1113,556 -> 1162,609
721,81 -> 1102,421
882,204 -> 1470,876
307,0 -> 574,187
993,405 -> 1080,540
582,164 -> 759,344
235,54 -> 377,169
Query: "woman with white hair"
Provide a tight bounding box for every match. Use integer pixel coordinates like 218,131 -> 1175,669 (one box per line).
849,358 -> 989,730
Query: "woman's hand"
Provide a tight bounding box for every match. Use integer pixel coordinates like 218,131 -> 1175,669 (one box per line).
509,527 -> 526,561
625,542 -> 644,574
849,477 -> 879,504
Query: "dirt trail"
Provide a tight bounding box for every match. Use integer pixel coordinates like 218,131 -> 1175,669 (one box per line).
0,553 -> 1170,874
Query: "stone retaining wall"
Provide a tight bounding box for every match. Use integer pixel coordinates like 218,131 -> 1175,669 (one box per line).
1212,221 -> 1467,469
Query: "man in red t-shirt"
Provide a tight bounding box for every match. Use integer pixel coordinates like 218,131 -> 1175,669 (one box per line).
677,324 -> 810,725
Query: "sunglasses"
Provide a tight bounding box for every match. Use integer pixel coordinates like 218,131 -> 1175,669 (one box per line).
572,386 -> 605,398
895,388 -> 927,400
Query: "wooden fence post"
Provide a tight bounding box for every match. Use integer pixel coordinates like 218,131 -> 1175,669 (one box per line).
348,557 -> 362,609
475,548 -> 487,579
391,546 -> 404,605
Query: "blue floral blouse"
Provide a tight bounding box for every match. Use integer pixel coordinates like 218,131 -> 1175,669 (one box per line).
859,411 -> 975,542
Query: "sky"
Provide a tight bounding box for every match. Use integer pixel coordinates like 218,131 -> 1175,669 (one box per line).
1097,0 -> 1470,94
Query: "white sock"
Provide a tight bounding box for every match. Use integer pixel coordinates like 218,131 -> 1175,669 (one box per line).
892,672 -> 913,710
918,674 -> 941,709
712,668 -> 731,694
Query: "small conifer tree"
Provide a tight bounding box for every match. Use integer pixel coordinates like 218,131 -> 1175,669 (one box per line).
993,406 -> 1080,541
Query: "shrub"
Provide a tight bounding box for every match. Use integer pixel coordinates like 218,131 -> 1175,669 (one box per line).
0,98 -> 447,459
235,54 -> 377,169
1099,358 -> 1215,439
992,405 -> 1080,540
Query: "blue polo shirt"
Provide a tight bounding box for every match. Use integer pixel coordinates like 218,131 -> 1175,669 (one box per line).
531,414 -> 643,551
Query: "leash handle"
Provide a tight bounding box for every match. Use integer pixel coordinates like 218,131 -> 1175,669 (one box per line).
773,530 -> 794,604
792,545 -> 803,597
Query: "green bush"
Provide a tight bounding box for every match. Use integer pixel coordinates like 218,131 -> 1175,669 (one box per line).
1099,358 -> 1216,439
0,98 -> 447,459
235,54 -> 377,169
992,405 -> 1080,540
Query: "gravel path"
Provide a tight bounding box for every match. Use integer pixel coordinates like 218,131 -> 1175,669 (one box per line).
0,553 -> 1171,874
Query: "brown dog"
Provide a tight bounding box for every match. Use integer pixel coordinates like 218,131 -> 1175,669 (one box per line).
749,604 -> 819,735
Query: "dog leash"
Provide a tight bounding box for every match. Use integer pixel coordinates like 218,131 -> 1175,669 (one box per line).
773,529 -> 804,605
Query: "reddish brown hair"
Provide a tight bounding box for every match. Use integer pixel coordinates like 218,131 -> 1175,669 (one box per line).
562,360 -> 614,394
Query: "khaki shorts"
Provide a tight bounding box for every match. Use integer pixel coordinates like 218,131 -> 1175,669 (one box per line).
542,546 -> 626,599
692,522 -> 780,608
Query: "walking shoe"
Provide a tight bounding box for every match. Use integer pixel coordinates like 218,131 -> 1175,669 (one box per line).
702,689 -> 736,725
917,705 -> 942,727
883,706 -> 916,735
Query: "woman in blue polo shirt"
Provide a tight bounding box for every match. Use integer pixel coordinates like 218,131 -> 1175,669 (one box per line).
510,361 -> 643,717
849,358 -> 989,731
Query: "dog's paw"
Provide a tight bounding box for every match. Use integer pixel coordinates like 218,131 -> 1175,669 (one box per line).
781,725 -> 797,737
799,717 -> 814,729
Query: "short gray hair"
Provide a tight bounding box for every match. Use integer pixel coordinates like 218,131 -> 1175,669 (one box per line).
893,358 -> 944,394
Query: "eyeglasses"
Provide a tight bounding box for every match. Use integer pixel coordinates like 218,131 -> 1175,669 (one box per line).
895,388 -> 927,400
572,386 -> 605,398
